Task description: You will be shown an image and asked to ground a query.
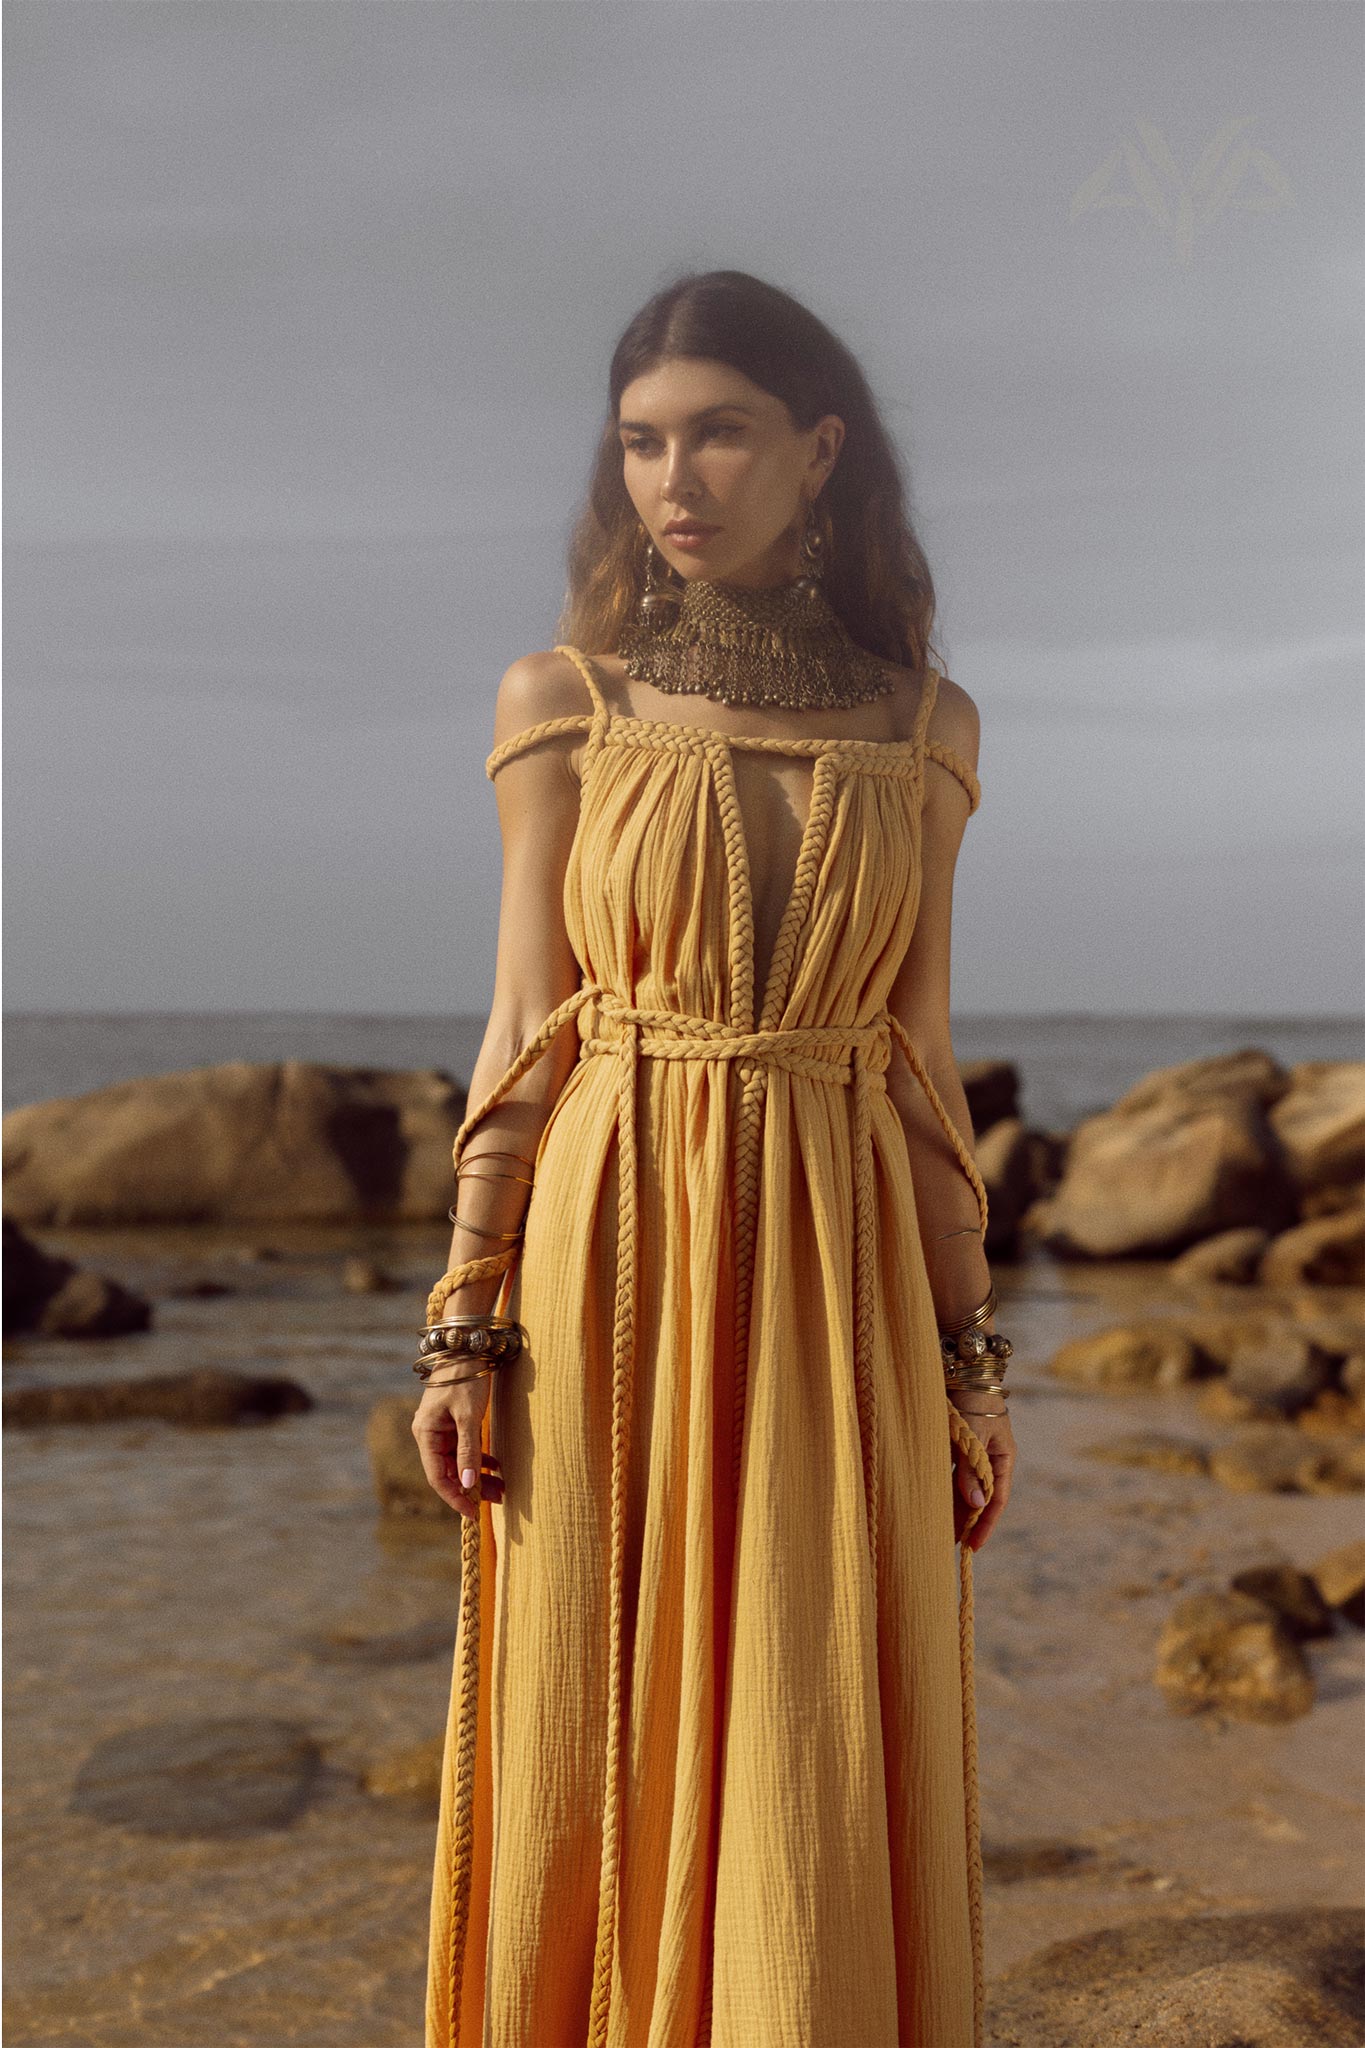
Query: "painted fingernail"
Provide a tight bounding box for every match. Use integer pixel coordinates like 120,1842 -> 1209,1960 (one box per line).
461,1467 -> 477,1490
969,1486 -> 986,1508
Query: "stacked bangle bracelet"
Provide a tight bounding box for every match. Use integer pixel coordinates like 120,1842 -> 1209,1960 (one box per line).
938,1284 -> 1013,1415
413,1314 -> 526,1387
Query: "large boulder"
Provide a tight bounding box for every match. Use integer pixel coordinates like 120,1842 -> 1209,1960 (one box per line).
1267,1061 -> 1365,1193
987,1908 -> 1365,2046
2,1060 -> 468,1225
1024,1051 -> 1298,1259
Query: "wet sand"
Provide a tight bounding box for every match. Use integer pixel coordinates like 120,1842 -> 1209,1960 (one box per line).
4,1229 -> 1363,2044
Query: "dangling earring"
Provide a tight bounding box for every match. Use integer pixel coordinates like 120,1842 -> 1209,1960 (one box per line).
793,495 -> 829,600
635,533 -> 684,633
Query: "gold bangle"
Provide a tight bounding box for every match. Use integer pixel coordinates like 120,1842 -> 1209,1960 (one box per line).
938,1286 -> 997,1337
455,1167 -> 535,1189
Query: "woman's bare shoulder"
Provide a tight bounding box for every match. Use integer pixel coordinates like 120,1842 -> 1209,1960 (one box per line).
924,667 -> 981,772
491,649 -> 597,755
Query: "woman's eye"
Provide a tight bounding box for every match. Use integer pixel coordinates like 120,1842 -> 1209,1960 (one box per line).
623,424 -> 741,454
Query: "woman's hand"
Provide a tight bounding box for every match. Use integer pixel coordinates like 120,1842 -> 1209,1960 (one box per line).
412,1372 -> 505,1523
950,1399 -> 1015,1552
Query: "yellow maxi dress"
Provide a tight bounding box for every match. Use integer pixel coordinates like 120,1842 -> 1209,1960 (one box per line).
425,646 -> 993,2048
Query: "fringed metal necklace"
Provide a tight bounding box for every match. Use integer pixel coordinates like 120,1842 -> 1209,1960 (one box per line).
617,574 -> 897,712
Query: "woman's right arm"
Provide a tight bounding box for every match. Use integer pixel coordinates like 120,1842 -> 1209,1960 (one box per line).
412,651 -> 589,1517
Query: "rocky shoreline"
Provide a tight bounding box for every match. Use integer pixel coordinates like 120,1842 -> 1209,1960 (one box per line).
4,1041 -> 1363,2044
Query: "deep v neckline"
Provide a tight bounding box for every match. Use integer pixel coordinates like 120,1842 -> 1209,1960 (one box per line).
715,743 -> 830,1032
561,651 -> 938,1033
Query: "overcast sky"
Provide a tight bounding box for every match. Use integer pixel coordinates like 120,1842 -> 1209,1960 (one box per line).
5,1 -> 1362,1018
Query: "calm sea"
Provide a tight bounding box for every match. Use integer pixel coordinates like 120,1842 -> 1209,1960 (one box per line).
3,1009 -> 1361,1130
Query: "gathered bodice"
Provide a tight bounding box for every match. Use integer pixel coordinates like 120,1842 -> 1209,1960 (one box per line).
485,651 -> 981,1040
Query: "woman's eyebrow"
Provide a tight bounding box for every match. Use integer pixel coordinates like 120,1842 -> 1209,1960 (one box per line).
618,404 -> 755,433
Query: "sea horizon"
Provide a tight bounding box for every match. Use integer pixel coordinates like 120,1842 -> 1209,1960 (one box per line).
4,1007 -> 1360,1134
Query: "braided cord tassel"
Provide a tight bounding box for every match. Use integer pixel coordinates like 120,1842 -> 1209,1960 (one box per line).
587,1014 -> 641,2045
947,1405 -> 993,2048
425,981 -> 601,2047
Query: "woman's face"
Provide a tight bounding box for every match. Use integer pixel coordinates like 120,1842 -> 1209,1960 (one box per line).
617,357 -> 844,590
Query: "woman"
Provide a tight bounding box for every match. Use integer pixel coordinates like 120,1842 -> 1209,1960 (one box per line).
413,269 -> 1017,2048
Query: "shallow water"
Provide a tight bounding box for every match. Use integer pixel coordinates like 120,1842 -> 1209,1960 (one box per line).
4,1229 -> 1364,2043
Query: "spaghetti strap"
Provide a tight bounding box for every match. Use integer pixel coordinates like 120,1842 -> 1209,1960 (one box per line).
483,646 -> 612,781
551,644 -> 612,724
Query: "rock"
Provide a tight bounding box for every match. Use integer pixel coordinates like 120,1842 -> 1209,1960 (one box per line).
341,1255 -> 403,1294
3,1366 -> 312,1429
1301,1177 -> 1365,1218
1197,1380 -> 1284,1425
1342,1355 -> 1365,1400
1209,1426 -> 1319,1494
974,1117 -> 1034,1258
1079,1431 -> 1210,1476
1168,1225 -> 1270,1284
959,1058 -> 1019,1136
2,1059 -> 468,1225
1027,1064 -> 1297,1258
367,1392 -> 447,1519
1155,1591 -> 1315,1722
1225,1331 -> 1334,1415
70,1716 -> 324,1836
2,1215 -> 152,1336
1209,1426 -> 1365,1496
987,1908 -> 1365,2048
1309,1539 -> 1365,1625
1267,1060 -> 1365,1192
1261,1208 -> 1365,1288
1295,1439 -> 1365,1494
166,1277 -> 236,1298
1286,1304 -> 1365,1351
1049,1322 -> 1206,1390
1228,1565 -> 1336,1640
361,1732 -> 444,1803
1296,1388 -> 1365,1436
1115,1048 -> 1291,1115
34,1268 -> 153,1339
982,1838 -> 1099,1885
1177,1307 -> 1283,1371
2,1215 -> 76,1330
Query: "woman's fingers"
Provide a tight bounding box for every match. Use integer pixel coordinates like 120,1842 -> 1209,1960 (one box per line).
951,1411 -> 1017,1553
411,1381 -> 502,1522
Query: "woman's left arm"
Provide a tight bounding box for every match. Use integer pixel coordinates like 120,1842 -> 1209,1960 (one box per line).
885,674 -> 1015,1551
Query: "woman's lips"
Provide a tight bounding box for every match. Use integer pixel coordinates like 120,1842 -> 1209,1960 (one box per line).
664,526 -> 719,551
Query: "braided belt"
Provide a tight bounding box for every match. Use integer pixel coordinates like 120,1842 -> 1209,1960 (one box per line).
425,978 -> 991,2048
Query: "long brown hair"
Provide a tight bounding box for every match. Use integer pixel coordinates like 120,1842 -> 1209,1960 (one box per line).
554,269 -> 944,675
